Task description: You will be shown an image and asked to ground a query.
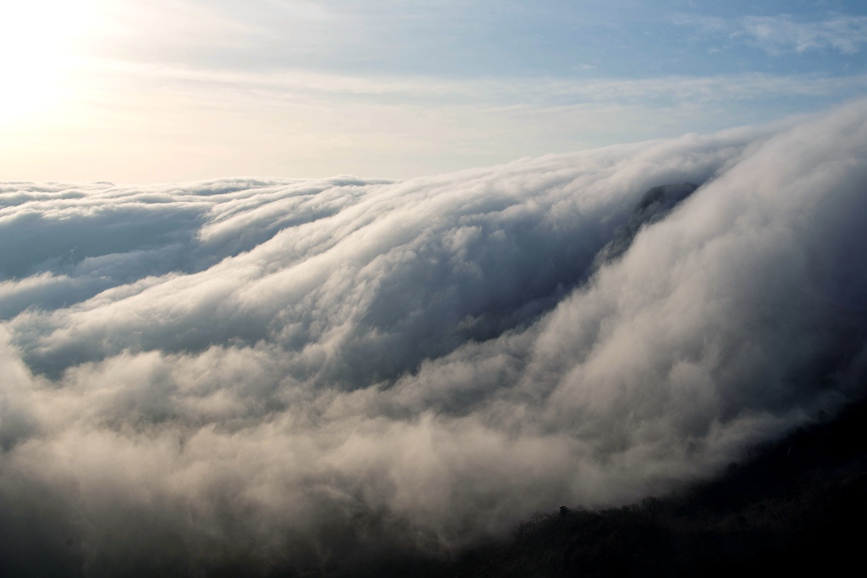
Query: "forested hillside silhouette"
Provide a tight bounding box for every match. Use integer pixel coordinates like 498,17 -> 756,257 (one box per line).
341,397 -> 867,578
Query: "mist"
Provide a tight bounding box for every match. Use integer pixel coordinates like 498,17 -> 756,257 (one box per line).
2,100 -> 867,575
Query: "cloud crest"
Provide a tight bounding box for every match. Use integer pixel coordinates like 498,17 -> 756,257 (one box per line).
2,101 -> 867,573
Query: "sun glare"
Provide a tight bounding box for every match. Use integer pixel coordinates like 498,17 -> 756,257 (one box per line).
0,1 -> 99,124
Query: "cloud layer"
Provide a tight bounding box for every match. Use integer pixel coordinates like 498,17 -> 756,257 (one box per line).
2,101 -> 867,574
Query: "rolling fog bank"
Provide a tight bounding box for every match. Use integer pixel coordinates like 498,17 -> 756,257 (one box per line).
1,100 -> 867,575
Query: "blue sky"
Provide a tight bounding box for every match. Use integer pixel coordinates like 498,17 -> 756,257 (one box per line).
1,0 -> 866,181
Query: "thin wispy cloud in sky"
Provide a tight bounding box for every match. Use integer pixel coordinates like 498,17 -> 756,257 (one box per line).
1,1 -> 866,181
675,11 -> 867,56
742,15 -> 867,55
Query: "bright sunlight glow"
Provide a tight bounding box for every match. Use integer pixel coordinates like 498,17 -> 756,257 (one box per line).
0,1 -> 99,124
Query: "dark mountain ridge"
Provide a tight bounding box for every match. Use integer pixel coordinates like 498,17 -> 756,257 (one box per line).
335,395 -> 867,578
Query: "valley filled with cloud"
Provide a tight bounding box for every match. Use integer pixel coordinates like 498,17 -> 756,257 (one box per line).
1,100 -> 866,575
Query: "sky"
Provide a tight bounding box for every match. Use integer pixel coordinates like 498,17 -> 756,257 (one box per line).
1,0 -> 866,182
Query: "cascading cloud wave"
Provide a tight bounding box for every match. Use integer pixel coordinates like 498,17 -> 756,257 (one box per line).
1,100 -> 867,574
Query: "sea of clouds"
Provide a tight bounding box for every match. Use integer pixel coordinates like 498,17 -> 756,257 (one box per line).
2,100 -> 867,575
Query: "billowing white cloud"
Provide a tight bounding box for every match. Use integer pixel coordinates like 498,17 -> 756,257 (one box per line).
1,100 -> 867,574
